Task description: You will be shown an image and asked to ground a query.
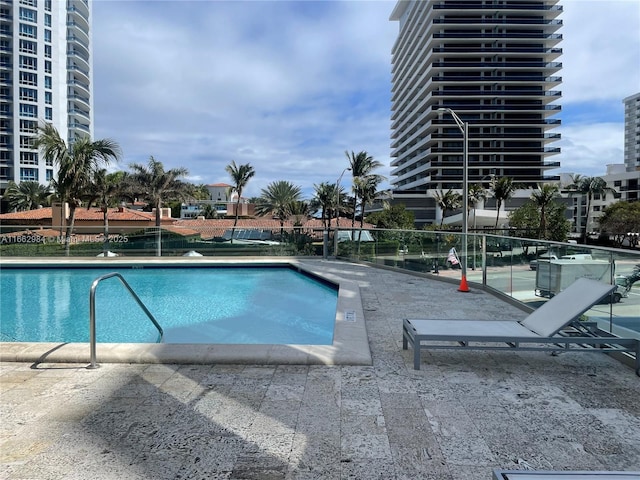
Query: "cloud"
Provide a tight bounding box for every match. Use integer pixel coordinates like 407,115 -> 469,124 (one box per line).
92,0 -> 639,200
554,122 -> 625,175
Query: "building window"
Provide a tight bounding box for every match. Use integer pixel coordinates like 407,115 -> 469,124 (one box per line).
45,0 -> 51,11
20,151 -> 38,165
45,91 -> 52,104
20,119 -> 38,133
19,87 -> 37,102
46,169 -> 54,181
44,13 -> 51,27
45,44 -> 51,58
19,23 -> 37,39
44,76 -> 52,89
44,29 -> 51,43
45,157 -> 53,166
19,39 -> 37,54
19,71 -> 37,86
19,7 -> 37,22
19,0 -> 37,6
20,104 -> 38,118
44,60 -> 51,73
20,168 -> 39,182
45,107 -> 52,120
0,135 -> 9,147
20,135 -> 36,149
19,55 -> 38,70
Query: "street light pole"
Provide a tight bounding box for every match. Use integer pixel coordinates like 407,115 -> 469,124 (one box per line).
438,107 -> 469,292
334,167 -> 351,256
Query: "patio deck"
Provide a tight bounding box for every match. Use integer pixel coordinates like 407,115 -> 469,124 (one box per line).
1,259 -> 639,479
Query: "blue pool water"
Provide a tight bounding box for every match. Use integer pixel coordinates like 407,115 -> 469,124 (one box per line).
0,266 -> 338,344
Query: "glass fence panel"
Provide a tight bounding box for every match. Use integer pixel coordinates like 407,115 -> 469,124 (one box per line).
2,223 -> 638,344
0,224 -> 325,257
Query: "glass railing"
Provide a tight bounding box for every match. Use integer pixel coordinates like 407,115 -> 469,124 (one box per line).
1,223 -> 638,344
335,228 -> 640,342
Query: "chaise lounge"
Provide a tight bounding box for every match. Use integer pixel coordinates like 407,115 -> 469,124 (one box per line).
402,277 -> 640,374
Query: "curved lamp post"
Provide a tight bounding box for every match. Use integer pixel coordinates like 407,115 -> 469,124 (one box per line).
438,107 -> 469,292
334,167 -> 351,255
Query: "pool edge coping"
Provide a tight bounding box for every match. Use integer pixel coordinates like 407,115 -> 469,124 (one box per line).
0,257 -> 372,367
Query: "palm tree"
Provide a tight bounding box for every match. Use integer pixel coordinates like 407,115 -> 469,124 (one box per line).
86,170 -> 125,254
35,123 -> 121,255
530,183 -> 559,239
566,175 -> 617,243
255,180 -> 302,237
355,175 -> 382,229
2,181 -> 51,211
433,189 -> 462,228
345,151 -> 384,228
288,200 -> 310,241
467,183 -> 488,230
225,161 -> 255,243
128,156 -> 189,256
311,182 -> 339,230
489,176 -> 517,230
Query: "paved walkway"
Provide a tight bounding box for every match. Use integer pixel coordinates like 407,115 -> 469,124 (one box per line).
2,260 -> 639,479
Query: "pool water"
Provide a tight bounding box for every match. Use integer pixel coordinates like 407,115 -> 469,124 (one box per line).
0,266 -> 338,344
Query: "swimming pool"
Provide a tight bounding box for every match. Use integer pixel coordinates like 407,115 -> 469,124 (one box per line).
0,265 -> 338,345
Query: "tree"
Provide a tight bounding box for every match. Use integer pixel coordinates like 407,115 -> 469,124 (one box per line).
508,200 -> 570,242
128,156 -> 190,256
366,203 -> 415,230
225,161 -> 255,244
432,189 -> 461,228
566,175 -> 617,243
355,174 -> 382,230
530,183 -> 559,239
311,182 -> 339,230
255,180 -> 302,236
36,123 -> 121,255
467,183 -> 488,230
86,169 -> 125,254
489,176 -> 517,230
199,204 -> 218,219
2,181 -> 51,211
345,151 -> 384,228
598,201 -> 640,248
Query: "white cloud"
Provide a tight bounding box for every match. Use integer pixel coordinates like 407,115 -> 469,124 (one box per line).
92,0 -> 639,200
554,122 -> 625,175
560,0 -> 640,105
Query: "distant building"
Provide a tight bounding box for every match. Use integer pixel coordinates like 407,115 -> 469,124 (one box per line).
179,183 -> 255,219
386,0 -> 563,225
0,0 -> 93,199
623,92 -> 640,172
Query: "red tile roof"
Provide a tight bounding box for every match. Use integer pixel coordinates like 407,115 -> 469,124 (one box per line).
0,207 -> 156,222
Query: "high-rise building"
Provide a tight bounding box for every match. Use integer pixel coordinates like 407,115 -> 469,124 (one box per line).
623,92 -> 640,172
387,0 -> 563,224
0,0 -> 92,199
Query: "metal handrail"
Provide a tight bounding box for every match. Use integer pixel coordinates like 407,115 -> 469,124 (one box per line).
88,272 -> 163,369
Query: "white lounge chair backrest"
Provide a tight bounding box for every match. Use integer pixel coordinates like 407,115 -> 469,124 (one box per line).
520,278 -> 615,337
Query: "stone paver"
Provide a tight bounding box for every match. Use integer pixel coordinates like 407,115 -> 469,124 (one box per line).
1,260 -> 639,479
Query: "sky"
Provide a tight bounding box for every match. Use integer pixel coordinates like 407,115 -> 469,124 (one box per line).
91,0 -> 640,199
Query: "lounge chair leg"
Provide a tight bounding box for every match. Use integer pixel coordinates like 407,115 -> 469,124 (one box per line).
414,343 -> 421,370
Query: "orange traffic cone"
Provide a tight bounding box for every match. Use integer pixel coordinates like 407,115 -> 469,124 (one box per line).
458,275 -> 470,292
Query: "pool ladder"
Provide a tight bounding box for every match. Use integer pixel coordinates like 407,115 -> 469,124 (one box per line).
88,272 -> 164,369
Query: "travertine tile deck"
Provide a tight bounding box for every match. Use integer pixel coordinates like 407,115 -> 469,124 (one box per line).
1,259 -> 639,479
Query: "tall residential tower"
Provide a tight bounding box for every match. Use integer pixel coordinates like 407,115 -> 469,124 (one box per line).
623,92 -> 640,173
0,0 -> 92,200
388,0 -> 562,224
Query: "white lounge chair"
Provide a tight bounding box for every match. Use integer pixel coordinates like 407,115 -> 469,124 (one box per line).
402,277 -> 640,374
